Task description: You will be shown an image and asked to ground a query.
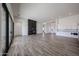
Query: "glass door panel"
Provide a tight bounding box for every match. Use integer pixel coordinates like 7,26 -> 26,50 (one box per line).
1,4 -> 6,55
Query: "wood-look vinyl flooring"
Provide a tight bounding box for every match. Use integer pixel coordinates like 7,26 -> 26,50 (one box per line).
8,34 -> 79,56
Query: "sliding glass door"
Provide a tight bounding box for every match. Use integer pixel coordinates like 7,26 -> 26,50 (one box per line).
0,3 -> 14,56
0,4 -> 1,55
9,15 -> 14,46
0,4 -> 6,55
2,5 -> 6,53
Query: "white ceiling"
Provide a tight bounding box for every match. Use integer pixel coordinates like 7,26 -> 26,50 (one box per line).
11,3 -> 79,22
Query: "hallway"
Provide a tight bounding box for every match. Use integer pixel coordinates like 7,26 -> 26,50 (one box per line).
8,34 -> 79,56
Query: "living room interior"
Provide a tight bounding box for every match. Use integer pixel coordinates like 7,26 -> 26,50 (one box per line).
0,3 -> 79,56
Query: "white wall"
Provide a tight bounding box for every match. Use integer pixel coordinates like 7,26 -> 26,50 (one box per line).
14,22 -> 22,36
22,20 -> 28,35
56,15 -> 79,38
37,22 -> 43,34
14,18 -> 28,36
58,15 -> 79,30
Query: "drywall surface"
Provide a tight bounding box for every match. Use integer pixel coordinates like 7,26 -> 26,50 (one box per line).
14,18 -> 28,36
14,22 -> 22,36
37,22 -> 43,34
56,15 -> 79,38
58,15 -> 79,30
